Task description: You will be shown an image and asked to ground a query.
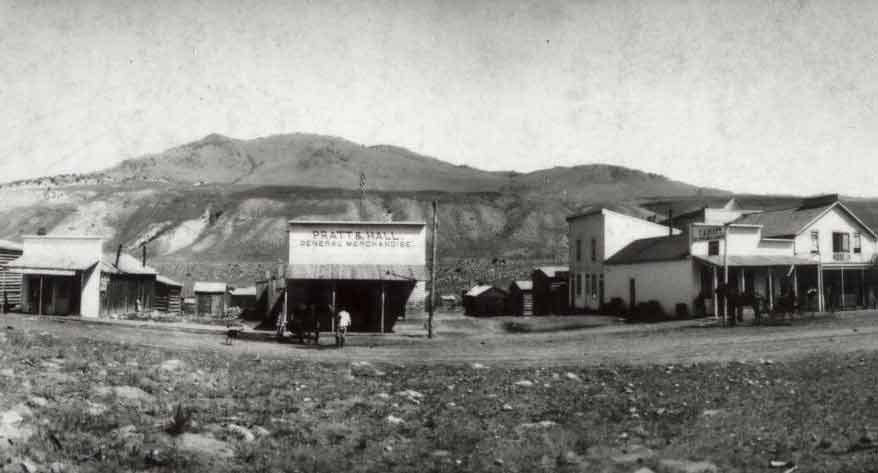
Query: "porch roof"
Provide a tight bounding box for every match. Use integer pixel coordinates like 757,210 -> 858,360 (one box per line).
6,253 -> 99,273
694,255 -> 817,267
286,264 -> 426,281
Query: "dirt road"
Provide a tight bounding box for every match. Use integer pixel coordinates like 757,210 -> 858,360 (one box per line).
4,311 -> 878,366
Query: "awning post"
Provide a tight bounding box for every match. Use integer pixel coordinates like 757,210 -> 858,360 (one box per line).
712,266 -> 718,319
38,275 -> 43,316
380,282 -> 386,334
768,268 -> 773,311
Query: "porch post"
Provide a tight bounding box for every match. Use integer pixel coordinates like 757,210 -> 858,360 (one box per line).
768,269 -> 774,311
739,269 -> 746,293
793,267 -> 799,299
330,282 -> 336,333
817,263 -> 824,312
380,282 -> 386,334
841,267 -> 845,310
712,266 -> 718,319
38,275 -> 43,315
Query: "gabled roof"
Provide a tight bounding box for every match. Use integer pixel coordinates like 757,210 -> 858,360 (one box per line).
732,201 -> 877,239
605,235 -> 690,265
534,265 -> 569,278
101,253 -> 157,275
156,275 -> 183,287
465,285 -> 507,297
511,280 -> 533,291
566,203 -> 657,222
0,239 -> 23,252
194,281 -> 228,293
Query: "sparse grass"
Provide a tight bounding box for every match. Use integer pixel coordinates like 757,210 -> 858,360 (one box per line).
2,327 -> 878,472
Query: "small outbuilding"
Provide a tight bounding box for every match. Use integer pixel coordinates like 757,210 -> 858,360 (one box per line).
230,285 -> 259,315
508,280 -> 534,316
0,239 -> 24,311
462,284 -> 508,317
194,281 -> 229,317
155,275 -> 183,313
532,266 -> 570,315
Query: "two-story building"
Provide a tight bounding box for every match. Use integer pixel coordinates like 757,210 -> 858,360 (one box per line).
596,195 -> 878,317
566,205 -> 679,311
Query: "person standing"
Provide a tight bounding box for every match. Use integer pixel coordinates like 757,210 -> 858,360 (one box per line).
335,307 -> 351,348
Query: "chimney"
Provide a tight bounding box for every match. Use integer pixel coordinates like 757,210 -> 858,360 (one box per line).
115,244 -> 122,268
141,244 -> 147,267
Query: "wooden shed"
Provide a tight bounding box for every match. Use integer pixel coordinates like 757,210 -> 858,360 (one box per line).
194,281 -> 228,317
532,266 -> 570,315
0,239 -> 23,312
508,280 -> 534,316
99,251 -> 157,317
230,286 -> 258,316
155,275 -> 183,313
462,285 -> 508,317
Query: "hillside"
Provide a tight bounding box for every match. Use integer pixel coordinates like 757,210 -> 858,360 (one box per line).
0,132 -> 736,293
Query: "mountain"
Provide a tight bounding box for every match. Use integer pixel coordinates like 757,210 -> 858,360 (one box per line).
0,132 -> 733,292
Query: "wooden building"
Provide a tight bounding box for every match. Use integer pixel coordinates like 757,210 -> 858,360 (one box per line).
508,280 -> 534,316
463,285 -> 508,317
194,281 -> 228,317
155,275 -> 183,313
284,221 -> 427,333
532,266 -> 570,315
0,239 -> 23,311
8,236 -> 157,318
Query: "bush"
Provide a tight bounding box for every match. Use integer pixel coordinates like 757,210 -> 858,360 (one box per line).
600,297 -> 626,316
627,300 -> 667,323
674,303 -> 689,319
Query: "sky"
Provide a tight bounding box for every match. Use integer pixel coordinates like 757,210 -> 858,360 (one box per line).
1,0 -> 877,196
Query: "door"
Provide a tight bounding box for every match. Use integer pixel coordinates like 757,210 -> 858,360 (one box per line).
629,278 -> 636,310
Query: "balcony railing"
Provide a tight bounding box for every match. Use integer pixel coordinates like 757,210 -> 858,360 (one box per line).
832,251 -> 851,262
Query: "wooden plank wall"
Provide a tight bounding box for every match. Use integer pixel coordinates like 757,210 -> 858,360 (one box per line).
103,276 -> 154,316
154,285 -> 182,313
0,248 -> 23,308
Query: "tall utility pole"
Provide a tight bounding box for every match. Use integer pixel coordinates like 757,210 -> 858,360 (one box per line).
428,200 -> 438,339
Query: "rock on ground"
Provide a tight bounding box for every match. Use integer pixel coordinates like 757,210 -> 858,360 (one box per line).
658,459 -> 719,473
177,433 -> 235,459
350,361 -> 386,377
159,359 -> 185,372
513,380 -> 534,388
0,404 -> 34,445
226,424 -> 255,442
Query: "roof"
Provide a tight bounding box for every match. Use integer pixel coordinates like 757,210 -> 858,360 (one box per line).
605,235 -> 690,265
230,286 -> 258,297
534,265 -> 569,278
100,253 -> 157,275
732,204 -> 834,238
156,274 -> 183,287
0,239 -> 23,252
194,281 -> 228,293
6,253 -> 99,273
566,203 -> 657,222
465,285 -> 507,297
511,280 -> 533,291
732,200 -> 877,239
694,255 -> 817,267
288,220 -> 426,226
286,264 -> 426,281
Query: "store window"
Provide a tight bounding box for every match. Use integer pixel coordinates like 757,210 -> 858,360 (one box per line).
576,274 -> 582,296
810,231 -> 819,254
854,233 -> 862,253
708,240 -> 720,256
576,239 -> 582,262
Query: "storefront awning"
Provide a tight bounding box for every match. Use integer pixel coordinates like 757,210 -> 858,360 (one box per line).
6,254 -> 99,275
694,255 -> 817,268
286,264 -> 427,281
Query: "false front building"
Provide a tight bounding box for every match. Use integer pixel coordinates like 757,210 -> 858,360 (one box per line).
285,220 -> 427,332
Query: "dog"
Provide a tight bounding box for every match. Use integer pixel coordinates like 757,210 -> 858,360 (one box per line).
225,323 -> 244,345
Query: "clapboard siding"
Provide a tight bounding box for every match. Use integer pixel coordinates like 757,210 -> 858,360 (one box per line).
0,248 -> 23,308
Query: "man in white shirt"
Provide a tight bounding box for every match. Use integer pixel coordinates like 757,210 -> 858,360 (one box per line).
335,308 -> 351,348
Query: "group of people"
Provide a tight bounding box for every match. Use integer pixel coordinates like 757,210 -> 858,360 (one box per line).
277,303 -> 352,348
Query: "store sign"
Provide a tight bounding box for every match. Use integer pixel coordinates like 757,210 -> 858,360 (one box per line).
690,224 -> 724,242
288,221 -> 427,265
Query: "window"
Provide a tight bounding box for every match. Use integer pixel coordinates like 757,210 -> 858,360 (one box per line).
590,238 -> 597,262
576,274 -> 582,296
854,233 -> 862,253
832,232 -> 850,253
585,274 -> 591,296
810,231 -> 819,254
576,239 -> 582,262
591,273 -> 598,297
599,274 -> 605,304
708,240 -> 720,256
